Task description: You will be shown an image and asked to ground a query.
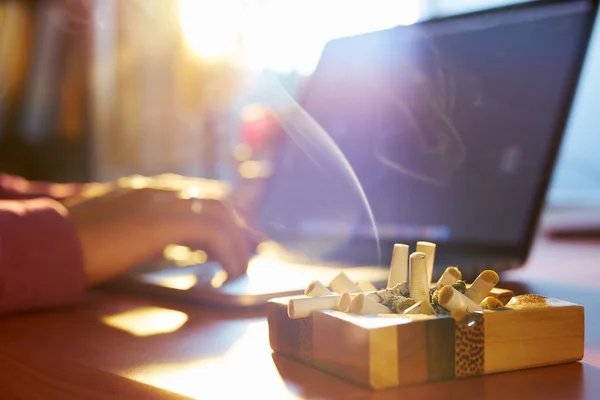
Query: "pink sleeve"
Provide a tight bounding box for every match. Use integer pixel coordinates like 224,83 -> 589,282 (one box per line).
0,174 -> 95,201
0,198 -> 85,313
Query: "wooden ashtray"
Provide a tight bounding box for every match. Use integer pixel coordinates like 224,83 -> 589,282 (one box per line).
267,291 -> 583,388
267,242 -> 584,389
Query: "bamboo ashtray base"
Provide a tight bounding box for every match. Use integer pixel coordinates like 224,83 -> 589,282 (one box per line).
267,288 -> 584,389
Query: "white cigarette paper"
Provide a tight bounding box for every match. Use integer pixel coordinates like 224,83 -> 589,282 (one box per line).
409,252 -> 430,302
466,270 -> 500,303
357,281 -> 377,292
329,271 -> 361,294
305,280 -> 333,297
349,293 -> 392,315
338,292 -> 353,312
435,266 -> 462,289
288,295 -> 340,319
403,300 -> 435,315
438,285 -> 483,313
416,241 -> 436,286
387,243 -> 409,288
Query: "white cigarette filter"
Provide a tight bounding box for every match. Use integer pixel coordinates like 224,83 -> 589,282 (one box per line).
349,293 -> 393,315
329,271 -> 362,294
435,266 -> 462,289
387,243 -> 409,288
357,281 -> 378,292
288,295 -> 340,319
305,280 -> 333,297
480,296 -> 504,310
403,300 -> 435,315
416,241 -> 436,286
466,270 -> 500,303
409,252 -> 430,302
337,289 -> 390,308
438,285 -> 483,313
337,292 -> 353,312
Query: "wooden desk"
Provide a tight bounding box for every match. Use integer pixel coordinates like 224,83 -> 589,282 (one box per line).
1,236 -> 599,399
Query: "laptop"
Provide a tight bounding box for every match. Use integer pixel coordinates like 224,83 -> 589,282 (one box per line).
111,0 -> 598,307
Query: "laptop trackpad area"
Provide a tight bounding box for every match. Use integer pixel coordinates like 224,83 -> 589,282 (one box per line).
129,257 -> 389,306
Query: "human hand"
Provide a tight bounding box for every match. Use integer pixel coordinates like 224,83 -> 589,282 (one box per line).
64,175 -> 251,286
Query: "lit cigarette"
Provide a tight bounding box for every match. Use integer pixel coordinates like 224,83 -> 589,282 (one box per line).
403,300 -> 435,315
480,296 -> 504,310
305,280 -> 333,297
329,271 -> 361,294
416,241 -> 436,286
349,293 -> 392,315
288,295 -> 340,319
337,292 -> 353,312
435,266 -> 462,289
438,285 -> 483,313
387,243 -> 409,288
466,270 -> 500,304
357,281 -> 378,292
409,252 -> 429,302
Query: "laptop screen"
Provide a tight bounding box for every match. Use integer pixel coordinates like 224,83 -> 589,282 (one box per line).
256,0 -> 597,261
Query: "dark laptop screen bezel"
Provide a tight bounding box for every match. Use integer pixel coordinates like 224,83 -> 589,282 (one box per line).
256,0 -> 599,264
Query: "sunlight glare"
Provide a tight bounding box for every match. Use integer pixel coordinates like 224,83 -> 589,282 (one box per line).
178,0 -> 243,60
101,306 -> 189,337
241,0 -> 421,74
156,274 -> 199,290
123,322 -> 300,399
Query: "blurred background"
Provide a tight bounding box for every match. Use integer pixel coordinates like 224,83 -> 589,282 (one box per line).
0,0 -> 597,207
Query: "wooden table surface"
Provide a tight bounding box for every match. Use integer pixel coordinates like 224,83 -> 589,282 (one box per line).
1,230 -> 599,398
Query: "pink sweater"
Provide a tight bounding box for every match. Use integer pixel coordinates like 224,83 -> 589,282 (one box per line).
0,174 -> 86,313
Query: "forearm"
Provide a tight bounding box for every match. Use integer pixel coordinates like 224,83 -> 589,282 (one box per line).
0,173 -> 98,201
0,198 -> 85,314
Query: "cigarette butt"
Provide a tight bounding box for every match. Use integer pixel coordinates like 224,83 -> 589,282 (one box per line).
416,241 -> 436,286
288,295 -> 340,319
330,271 -> 361,294
388,295 -> 416,313
357,281 -> 378,292
305,280 -> 333,297
338,292 -> 353,312
480,296 -> 504,310
403,300 -> 435,315
389,281 -> 410,297
409,252 -> 429,302
438,285 -> 483,313
387,244 -> 409,288
369,289 -> 392,304
349,293 -> 392,315
466,270 -> 500,303
435,266 -> 462,289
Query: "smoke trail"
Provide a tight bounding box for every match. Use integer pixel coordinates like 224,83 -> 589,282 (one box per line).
261,77 -> 382,264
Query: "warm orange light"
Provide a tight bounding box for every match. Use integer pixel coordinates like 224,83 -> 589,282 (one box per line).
101,306 -> 189,337
122,322 -> 298,399
210,270 -> 229,289
156,274 -> 199,290
163,245 -> 208,267
238,160 -> 273,179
